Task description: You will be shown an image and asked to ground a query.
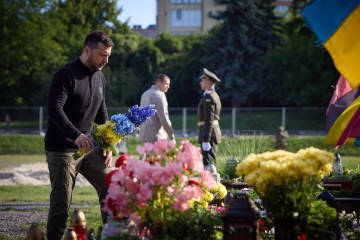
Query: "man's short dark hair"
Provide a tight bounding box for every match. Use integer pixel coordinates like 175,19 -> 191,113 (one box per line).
155,74 -> 169,84
84,30 -> 114,49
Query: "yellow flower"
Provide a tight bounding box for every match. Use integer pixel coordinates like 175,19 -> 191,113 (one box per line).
236,147 -> 334,195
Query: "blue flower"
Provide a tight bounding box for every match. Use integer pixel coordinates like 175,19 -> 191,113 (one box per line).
110,114 -> 136,136
125,104 -> 156,127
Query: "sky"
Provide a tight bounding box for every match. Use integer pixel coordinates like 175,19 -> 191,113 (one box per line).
117,0 -> 156,28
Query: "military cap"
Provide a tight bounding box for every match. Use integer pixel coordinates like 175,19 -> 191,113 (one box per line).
200,68 -> 221,83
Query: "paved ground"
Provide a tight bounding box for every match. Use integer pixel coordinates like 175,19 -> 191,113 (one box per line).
0,202 -> 49,239
0,202 -> 90,239
0,163 -> 91,239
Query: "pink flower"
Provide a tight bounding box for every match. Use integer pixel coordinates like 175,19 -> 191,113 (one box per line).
165,162 -> 183,176
201,171 -> 216,189
136,142 -> 154,155
135,184 -> 153,204
173,194 -> 190,211
124,178 -> 140,194
183,185 -> 203,198
153,139 -> 174,156
104,139 -> 218,236
177,142 -> 203,173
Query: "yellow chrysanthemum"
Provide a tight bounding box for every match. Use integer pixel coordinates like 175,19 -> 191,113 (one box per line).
236,147 -> 334,194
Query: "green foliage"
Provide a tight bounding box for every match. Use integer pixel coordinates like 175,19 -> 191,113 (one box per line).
326,167 -> 360,198
0,0 -> 67,106
217,135 -> 268,180
262,33 -> 338,107
0,0 -> 342,109
158,34 -> 206,107
306,200 -> 338,240
162,206 -> 223,240
203,0 -> 279,106
155,33 -> 183,55
0,0 -> 129,106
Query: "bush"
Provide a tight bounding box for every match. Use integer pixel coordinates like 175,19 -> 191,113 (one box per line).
306,200 -> 338,240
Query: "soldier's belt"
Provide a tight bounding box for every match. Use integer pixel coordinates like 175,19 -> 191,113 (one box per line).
197,120 -> 219,126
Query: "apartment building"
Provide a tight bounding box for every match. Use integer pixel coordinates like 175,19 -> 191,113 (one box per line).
157,0 -> 225,35
156,0 -> 293,36
132,25 -> 157,39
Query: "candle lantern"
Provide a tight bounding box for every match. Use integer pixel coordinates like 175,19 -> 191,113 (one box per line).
26,222 -> 45,240
70,208 -> 87,240
222,191 -> 260,240
205,163 -> 221,182
333,153 -> 343,176
64,227 -> 77,240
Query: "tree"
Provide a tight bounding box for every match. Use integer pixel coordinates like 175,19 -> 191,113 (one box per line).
0,0 -> 129,106
157,34 -> 206,107
105,32 -> 143,107
0,0 -> 67,105
260,2 -> 339,107
262,34 -> 338,107
201,0 -> 279,107
155,33 -> 183,56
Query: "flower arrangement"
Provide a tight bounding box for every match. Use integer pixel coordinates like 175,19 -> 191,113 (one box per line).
340,211 -> 360,240
73,105 -> 156,160
236,147 -> 334,223
104,139 -> 223,239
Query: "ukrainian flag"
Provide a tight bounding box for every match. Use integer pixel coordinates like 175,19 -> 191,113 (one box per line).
302,0 -> 360,89
324,95 -> 360,146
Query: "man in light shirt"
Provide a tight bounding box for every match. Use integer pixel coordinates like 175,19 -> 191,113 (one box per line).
139,74 -> 175,143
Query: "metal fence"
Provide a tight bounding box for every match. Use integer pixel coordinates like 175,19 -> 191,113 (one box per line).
0,106 -> 327,136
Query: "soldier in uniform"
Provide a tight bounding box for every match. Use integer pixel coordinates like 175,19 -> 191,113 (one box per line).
197,68 -> 222,167
275,126 -> 289,150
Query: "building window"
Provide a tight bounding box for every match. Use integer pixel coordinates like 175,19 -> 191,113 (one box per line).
176,9 -> 181,20
169,9 -> 201,27
169,0 -> 202,4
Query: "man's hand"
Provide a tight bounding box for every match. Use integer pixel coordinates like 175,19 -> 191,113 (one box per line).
103,150 -> 112,168
75,134 -> 94,153
202,142 -> 211,151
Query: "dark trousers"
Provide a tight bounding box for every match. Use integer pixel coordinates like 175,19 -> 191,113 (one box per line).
46,146 -> 110,240
201,141 -> 218,166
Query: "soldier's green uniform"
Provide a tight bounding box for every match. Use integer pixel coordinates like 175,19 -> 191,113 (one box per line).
197,68 -> 222,166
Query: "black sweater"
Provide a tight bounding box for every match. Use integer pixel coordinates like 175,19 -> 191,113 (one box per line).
45,58 -> 108,152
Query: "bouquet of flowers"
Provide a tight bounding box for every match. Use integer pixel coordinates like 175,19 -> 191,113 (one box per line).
73,105 -> 156,160
236,147 -> 334,222
104,139 -> 221,239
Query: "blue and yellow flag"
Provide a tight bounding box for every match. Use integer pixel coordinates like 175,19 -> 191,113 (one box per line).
302,0 -> 360,89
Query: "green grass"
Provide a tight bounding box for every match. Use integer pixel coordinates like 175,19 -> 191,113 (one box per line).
0,135 -> 45,154
1,135 -> 360,171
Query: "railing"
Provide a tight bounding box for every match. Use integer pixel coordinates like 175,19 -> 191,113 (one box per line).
0,106 -> 327,136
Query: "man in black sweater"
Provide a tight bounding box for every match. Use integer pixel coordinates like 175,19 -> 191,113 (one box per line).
45,30 -> 113,240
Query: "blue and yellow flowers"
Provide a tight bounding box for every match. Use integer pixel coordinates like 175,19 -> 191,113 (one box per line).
73,105 -> 156,160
